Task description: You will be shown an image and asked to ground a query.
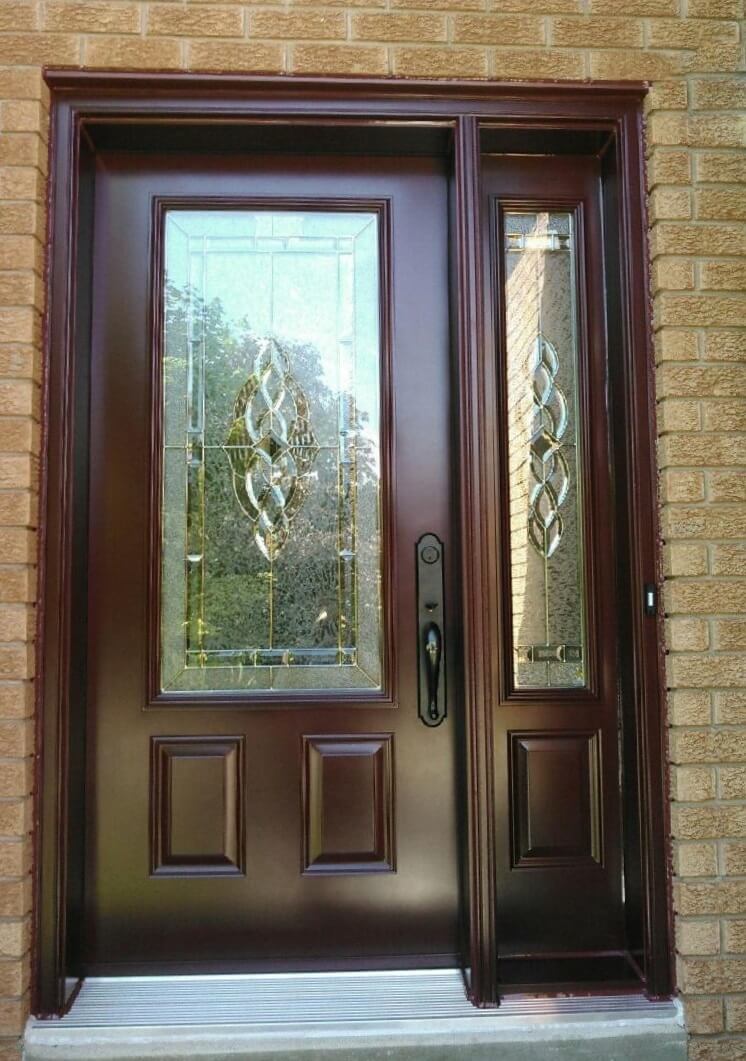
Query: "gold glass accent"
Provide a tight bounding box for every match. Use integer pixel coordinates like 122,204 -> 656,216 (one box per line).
504,211 -> 587,689
160,210 -> 383,693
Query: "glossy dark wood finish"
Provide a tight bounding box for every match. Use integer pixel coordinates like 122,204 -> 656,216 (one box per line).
83,149 -> 460,971
35,73 -> 671,1016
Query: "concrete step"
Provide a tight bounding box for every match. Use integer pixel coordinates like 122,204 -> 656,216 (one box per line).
24,969 -> 687,1061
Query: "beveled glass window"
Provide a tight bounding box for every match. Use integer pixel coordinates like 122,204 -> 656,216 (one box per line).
160,210 -> 383,694
503,211 -> 587,689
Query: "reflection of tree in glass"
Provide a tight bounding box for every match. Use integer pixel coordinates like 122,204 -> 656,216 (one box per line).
164,281 -> 380,660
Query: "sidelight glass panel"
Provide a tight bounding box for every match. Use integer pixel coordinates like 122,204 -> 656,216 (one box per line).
503,211 -> 587,689
160,210 -> 383,694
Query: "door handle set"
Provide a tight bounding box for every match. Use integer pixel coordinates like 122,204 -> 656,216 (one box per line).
416,533 -> 447,727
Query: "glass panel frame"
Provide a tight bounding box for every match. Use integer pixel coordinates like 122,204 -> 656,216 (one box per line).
149,199 -> 394,706
496,199 -> 597,701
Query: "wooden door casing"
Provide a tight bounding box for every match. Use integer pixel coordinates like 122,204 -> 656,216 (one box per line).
36,77 -> 672,1015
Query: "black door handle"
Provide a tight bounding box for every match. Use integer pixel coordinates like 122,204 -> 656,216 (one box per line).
423,622 -> 442,722
416,534 -> 446,727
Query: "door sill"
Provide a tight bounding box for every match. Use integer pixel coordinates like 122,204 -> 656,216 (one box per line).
25,969 -> 686,1060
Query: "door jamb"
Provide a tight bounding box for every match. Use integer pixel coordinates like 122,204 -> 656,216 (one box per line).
34,72 -> 672,1015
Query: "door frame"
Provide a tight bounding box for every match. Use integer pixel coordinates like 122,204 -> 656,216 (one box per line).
34,71 -> 672,1015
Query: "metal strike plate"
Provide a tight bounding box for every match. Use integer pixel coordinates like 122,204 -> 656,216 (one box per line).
416,533 -> 447,728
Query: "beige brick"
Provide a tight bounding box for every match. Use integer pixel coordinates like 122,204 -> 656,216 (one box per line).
0,101 -> 45,135
680,957 -> 746,995
709,474 -> 746,503
0,840 -> 27,878
291,44 -> 389,74
647,18 -> 740,50
660,433 -> 746,467
0,998 -> 27,1037
351,13 -> 447,41
0,602 -> 29,640
700,260 -> 746,292
0,959 -> 23,997
651,223 -> 744,257
589,48 -> 684,80
388,0 -> 485,8
0,34 -> 79,65
593,0 -> 677,9
84,36 -> 184,69
715,619 -> 746,650
698,151 -> 746,185
392,46 -> 488,77
693,78 -> 746,112
658,294 -> 746,329
451,14 -> 544,43
491,47 -> 583,78
0,722 -> 29,758
678,879 -> 746,915
253,11 -> 347,39
673,765 -> 716,801
650,187 -> 692,221
687,0 -> 743,17
0,136 -> 45,171
676,841 -> 718,877
712,545 -> 746,576
684,995 -> 724,1034
670,689 -> 712,725
0,274 -> 39,308
0,759 -> 31,798
551,16 -> 642,47
697,187 -> 746,222
658,398 -> 701,431
656,328 -> 699,363
649,113 -> 745,149
667,492 -> 722,537
0,570 -> 33,605
0,4 -> 36,32
148,3 -> 244,37
725,996 -> 746,1032
670,655 -> 746,688
703,399 -> 746,431
0,494 -> 35,529
677,918 -> 720,955
0,532 -> 33,567
0,797 -> 27,835
0,685 -> 33,722
672,730 -> 746,764
720,766 -> 746,799
0,921 -> 25,960
665,542 -> 709,577
0,236 -> 43,275
648,80 -> 689,111
716,692 -> 746,724
0,70 -> 45,102
724,841 -> 746,874
649,150 -> 692,187
725,921 -> 746,953
659,364 -> 746,397
187,41 -> 284,71
704,330 -> 746,362
668,617 -> 710,651
653,257 -> 695,291
43,1 -> 141,33
661,469 -> 705,502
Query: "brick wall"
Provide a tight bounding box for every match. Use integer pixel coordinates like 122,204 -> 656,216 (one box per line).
0,1 -> 743,1057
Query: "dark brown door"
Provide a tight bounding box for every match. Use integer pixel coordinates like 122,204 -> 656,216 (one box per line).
85,150 -> 461,971
482,155 -> 631,989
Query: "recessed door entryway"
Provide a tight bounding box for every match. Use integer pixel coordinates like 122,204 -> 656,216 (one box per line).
35,75 -> 673,1018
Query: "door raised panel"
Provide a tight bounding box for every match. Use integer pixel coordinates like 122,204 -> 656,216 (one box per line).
510,731 -> 602,869
150,736 -> 246,876
302,734 -> 395,875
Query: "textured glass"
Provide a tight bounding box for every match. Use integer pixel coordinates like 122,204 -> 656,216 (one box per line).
161,211 -> 383,693
504,212 -> 586,689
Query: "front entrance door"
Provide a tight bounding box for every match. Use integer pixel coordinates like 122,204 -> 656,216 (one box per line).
84,150 -> 461,971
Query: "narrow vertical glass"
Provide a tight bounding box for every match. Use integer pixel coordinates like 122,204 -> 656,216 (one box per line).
503,211 -> 587,689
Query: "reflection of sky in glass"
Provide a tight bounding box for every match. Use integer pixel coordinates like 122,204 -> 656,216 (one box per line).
166,211 -> 380,457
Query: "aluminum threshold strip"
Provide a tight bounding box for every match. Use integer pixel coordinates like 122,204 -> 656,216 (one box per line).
34,969 -> 679,1029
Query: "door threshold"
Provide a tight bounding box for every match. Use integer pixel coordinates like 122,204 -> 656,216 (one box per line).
25,969 -> 686,1060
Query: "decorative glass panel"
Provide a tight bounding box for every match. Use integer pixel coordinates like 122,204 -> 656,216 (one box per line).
503,211 -> 587,689
161,210 -> 383,693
